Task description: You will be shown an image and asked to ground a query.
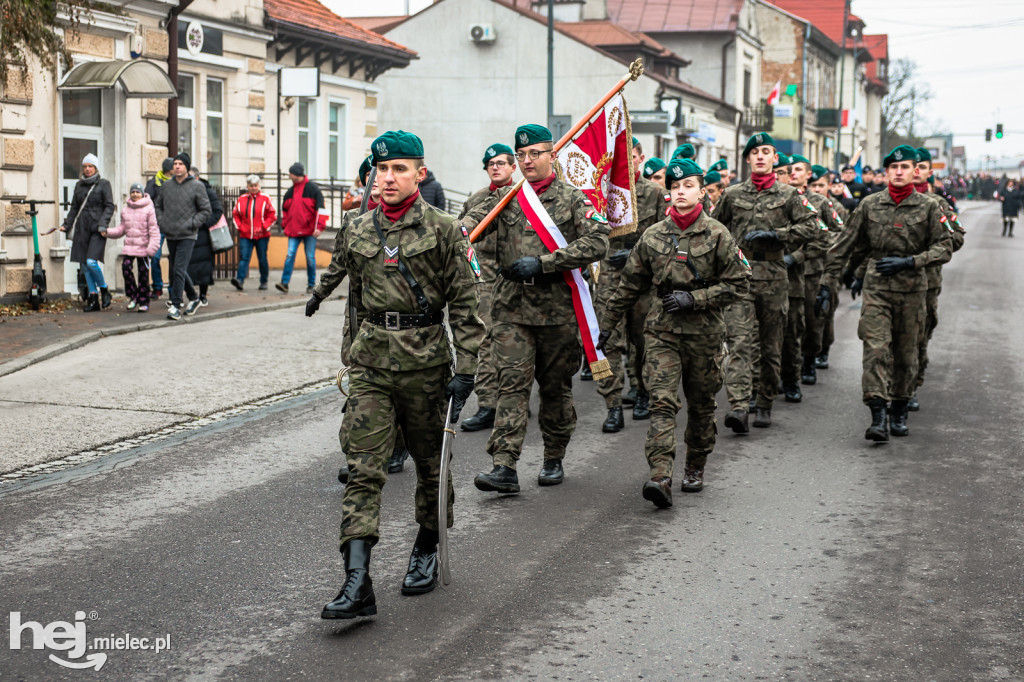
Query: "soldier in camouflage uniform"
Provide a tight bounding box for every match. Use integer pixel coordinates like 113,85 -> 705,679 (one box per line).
595,138 -> 664,431
458,143 -> 517,432
817,145 -> 953,443
320,131 -> 484,620
712,133 -> 821,432
810,166 -> 848,370
704,170 -> 726,210
465,124 -> 610,493
599,158 -> 750,507
643,157 -> 666,186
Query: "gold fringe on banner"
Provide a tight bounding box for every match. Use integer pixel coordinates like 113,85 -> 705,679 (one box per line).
589,357 -> 613,381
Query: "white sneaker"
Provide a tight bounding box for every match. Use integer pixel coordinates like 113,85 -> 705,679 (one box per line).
167,306 -> 181,321
184,298 -> 201,316
127,300 -> 137,310
199,297 -> 209,307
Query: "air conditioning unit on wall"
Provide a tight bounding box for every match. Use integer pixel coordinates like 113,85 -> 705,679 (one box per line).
469,24 -> 496,43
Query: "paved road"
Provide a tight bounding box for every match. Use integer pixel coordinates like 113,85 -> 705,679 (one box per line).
2,202 -> 1021,680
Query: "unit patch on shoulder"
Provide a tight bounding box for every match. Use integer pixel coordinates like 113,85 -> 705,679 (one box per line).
832,210 -> 844,226
818,219 -> 829,231
585,209 -> 608,224
467,246 -> 482,278
737,247 -> 750,269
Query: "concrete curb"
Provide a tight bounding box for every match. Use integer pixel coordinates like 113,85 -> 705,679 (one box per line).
0,298 -> 306,379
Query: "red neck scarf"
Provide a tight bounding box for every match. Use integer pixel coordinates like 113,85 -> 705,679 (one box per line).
381,190 -> 420,222
751,172 -> 776,192
366,198 -> 380,211
668,204 -> 703,231
888,183 -> 913,205
529,172 -> 557,196
634,169 -> 641,182
914,182 -> 930,194
489,179 -> 513,192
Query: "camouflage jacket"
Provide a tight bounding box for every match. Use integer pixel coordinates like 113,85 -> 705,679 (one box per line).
711,178 -> 821,282
458,185 -> 501,282
924,192 -> 965,289
469,177 -> 610,326
601,209 -> 751,337
821,189 -> 953,294
793,190 -> 843,280
314,210 -> 353,300
342,197 -> 484,373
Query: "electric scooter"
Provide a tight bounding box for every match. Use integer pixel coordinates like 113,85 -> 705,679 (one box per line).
10,199 -> 55,310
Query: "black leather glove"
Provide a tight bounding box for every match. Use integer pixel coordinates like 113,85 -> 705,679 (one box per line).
841,269 -> 856,288
875,256 -> 914,276
305,292 -> 323,317
581,266 -> 593,282
507,256 -> 543,281
445,374 -> 475,423
814,285 -> 832,317
662,290 -> 695,313
596,330 -> 612,352
744,230 -> 781,244
783,254 -> 796,269
607,249 -> 631,269
850,277 -> 863,300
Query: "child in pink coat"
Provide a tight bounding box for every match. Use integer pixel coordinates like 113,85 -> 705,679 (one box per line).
105,183 -> 161,311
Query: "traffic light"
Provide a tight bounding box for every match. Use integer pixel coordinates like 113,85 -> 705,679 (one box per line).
996,123 -> 1004,139
986,128 -> 992,141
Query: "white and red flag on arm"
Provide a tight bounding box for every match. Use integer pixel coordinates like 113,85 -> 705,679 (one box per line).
766,80 -> 781,106
555,92 -> 637,238
515,181 -> 612,380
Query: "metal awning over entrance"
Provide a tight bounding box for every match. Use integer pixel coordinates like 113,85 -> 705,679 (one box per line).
58,60 -> 176,98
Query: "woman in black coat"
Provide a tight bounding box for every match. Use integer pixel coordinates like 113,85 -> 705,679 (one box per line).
61,153 -> 116,311
999,180 -> 1021,237
186,169 -> 224,305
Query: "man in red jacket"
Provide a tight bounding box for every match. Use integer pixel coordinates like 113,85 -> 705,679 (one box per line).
276,162 -> 325,294
231,174 -> 276,291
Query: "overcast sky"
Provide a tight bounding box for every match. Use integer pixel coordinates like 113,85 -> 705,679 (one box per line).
331,0 -> 1024,170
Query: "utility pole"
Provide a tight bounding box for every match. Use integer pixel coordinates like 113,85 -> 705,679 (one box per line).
834,0 -> 850,169
547,0 -> 554,129
909,87 -> 916,139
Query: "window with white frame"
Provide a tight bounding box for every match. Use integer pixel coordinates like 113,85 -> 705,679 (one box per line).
297,98 -> 317,175
328,101 -> 347,180
177,74 -> 195,159
206,77 -> 224,183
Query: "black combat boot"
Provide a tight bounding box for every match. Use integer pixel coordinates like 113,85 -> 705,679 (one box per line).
402,526 -> 439,595
321,539 -> 376,619
907,393 -> 920,412
724,409 -> 749,434
474,465 -> 520,493
680,466 -> 704,493
889,400 -> 909,437
864,399 -> 889,442
99,287 -> 112,309
642,477 -> 673,509
815,352 -> 830,369
632,391 -> 651,420
602,406 -> 624,433
622,386 -> 638,406
580,358 -> 593,381
83,293 -> 100,312
387,447 -> 410,474
783,384 -> 803,403
337,460 -> 349,484
752,407 -> 772,428
460,407 -> 496,432
538,459 -> 564,486
801,356 -> 817,385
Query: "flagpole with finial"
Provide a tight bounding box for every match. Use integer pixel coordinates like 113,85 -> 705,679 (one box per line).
468,58 -> 645,243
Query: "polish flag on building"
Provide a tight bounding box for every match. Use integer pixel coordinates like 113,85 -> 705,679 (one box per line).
766,80 -> 782,106
554,92 -> 637,237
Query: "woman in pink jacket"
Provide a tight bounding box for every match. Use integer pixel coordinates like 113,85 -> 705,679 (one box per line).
105,183 -> 161,312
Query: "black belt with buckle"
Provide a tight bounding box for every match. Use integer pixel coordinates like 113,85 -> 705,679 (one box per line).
366,310 -> 444,330
499,270 -> 565,286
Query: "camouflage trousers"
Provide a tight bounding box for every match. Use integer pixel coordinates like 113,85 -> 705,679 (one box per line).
594,265 -> 651,408
819,286 -> 838,356
643,330 -> 726,477
486,322 -> 581,470
338,363 -> 453,550
780,295 -> 806,386
724,279 -> 789,411
340,312 -> 405,454
473,280 -> 498,407
857,288 -> 926,403
801,270 -> 827,359
915,286 -> 941,390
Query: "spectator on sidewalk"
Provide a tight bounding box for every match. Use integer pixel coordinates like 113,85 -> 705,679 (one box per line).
277,162 -> 324,294
155,152 -> 211,321
231,175 -> 275,291
418,168 -> 446,210
145,157 -> 174,299
186,167 -> 223,307
61,153 -> 116,313
105,183 -> 160,312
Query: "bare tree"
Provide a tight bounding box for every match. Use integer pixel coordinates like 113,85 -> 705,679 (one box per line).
882,58 -> 933,149
0,0 -> 102,84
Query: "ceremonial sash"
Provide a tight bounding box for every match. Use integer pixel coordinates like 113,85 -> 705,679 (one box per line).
516,181 -> 612,380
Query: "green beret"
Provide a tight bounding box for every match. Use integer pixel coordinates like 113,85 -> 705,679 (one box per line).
664,158 -> 705,188
515,124 -> 552,150
631,136 -> 640,148
671,143 -> 696,160
774,153 -> 791,168
743,132 -> 776,158
483,143 -> 514,169
811,164 -> 830,181
709,158 -> 728,172
642,157 -> 666,178
790,154 -> 811,166
883,144 -> 918,167
358,155 -> 373,185
372,130 -> 424,165
915,147 -> 932,163
704,170 -> 722,184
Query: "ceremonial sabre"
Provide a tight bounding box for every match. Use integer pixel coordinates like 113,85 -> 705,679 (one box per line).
438,397 -> 456,586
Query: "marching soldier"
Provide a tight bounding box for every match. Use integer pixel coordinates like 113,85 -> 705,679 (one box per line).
595,137 -> 663,430
468,124 -> 610,493
704,170 -> 725,209
811,165 -> 848,371
712,133 -> 820,432
458,143 -> 517,432
643,157 -> 666,186
320,131 -> 484,619
817,145 -> 952,442
599,158 -> 750,507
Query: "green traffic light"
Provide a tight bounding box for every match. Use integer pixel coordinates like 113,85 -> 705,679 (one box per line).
996,123 -> 1004,139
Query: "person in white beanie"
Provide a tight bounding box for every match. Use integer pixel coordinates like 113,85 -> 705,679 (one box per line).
61,154 -> 116,312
